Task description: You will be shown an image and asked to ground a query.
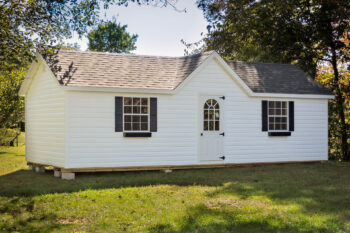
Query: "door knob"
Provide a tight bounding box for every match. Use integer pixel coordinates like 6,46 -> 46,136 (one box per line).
219,156 -> 225,160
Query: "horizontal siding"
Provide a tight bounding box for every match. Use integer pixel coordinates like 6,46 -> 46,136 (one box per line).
25,64 -> 65,167
66,58 -> 328,168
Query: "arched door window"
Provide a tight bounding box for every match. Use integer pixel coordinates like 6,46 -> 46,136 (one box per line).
203,99 -> 220,131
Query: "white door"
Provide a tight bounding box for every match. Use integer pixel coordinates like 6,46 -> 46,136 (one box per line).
199,97 -> 224,162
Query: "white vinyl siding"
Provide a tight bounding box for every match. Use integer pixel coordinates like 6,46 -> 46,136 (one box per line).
65,58 -> 328,168
25,63 -> 66,167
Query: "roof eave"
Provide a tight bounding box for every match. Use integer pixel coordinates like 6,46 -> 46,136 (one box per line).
62,86 -> 174,94
61,85 -> 334,99
250,92 -> 334,99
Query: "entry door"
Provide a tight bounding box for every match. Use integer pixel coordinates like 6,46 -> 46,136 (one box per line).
199,97 -> 224,161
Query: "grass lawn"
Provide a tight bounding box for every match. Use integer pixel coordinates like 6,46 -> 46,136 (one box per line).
0,146 -> 350,232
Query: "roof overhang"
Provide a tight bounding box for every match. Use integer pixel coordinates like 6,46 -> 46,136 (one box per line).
61,86 -> 173,95
20,51 -> 334,100
19,53 -> 65,97
18,54 -> 42,97
249,92 -> 334,99
61,84 -> 334,100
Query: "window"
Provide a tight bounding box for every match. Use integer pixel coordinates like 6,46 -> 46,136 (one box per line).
203,99 -> 220,131
123,97 -> 149,132
268,101 -> 288,131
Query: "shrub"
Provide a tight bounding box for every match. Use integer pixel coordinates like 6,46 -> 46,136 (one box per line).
0,128 -> 18,146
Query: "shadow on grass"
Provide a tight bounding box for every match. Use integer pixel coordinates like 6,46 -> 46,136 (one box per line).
0,197 -> 60,232
0,151 -> 18,155
149,204 -> 332,233
0,152 -> 24,156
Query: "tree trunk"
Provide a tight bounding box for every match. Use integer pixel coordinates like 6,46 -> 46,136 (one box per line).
331,49 -> 349,160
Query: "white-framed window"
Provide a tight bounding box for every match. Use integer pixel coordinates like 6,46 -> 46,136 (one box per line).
123,97 -> 149,132
268,101 -> 288,131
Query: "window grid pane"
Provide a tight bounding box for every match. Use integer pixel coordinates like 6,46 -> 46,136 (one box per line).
203,99 -> 220,132
268,101 -> 288,131
124,97 -> 149,132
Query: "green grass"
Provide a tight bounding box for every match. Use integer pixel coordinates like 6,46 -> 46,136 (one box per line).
0,146 -> 350,232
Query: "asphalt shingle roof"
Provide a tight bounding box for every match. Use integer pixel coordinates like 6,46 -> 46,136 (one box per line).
226,61 -> 331,95
45,50 -> 331,95
47,50 -> 211,90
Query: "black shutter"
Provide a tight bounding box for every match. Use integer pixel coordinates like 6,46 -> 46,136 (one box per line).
262,100 -> 268,131
150,97 -> 157,132
115,96 -> 123,132
289,101 -> 294,131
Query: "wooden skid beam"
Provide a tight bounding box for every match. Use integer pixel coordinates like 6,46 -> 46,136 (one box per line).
27,162 -> 63,169
59,160 -> 323,173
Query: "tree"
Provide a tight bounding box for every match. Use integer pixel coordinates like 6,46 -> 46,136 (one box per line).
0,68 -> 24,146
60,43 -> 81,51
0,68 -> 25,128
317,64 -> 350,160
88,20 -> 138,53
197,0 -> 350,160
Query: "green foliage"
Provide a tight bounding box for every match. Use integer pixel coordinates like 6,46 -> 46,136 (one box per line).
0,0 -> 97,72
317,65 -> 350,160
59,43 -> 81,51
1,147 -> 350,232
0,128 -> 17,146
197,0 -> 350,160
0,68 -> 26,128
88,20 -> 138,53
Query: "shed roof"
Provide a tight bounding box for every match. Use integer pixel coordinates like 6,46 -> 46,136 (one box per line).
44,50 -> 331,95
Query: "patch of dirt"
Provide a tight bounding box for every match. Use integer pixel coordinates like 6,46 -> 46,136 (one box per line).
206,198 -> 272,210
56,217 -> 90,225
206,199 -> 243,209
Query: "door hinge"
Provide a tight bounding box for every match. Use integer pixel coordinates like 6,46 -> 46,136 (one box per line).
219,156 -> 225,160
219,96 -> 225,100
219,132 -> 225,136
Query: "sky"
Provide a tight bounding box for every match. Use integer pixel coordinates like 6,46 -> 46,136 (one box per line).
65,1 -> 208,56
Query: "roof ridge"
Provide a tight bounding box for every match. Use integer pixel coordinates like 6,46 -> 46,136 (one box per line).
58,49 -> 215,59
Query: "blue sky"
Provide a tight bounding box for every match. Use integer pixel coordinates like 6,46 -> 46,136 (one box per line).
65,1 -> 208,56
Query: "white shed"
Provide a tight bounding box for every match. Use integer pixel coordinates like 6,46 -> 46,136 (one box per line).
19,50 -> 333,179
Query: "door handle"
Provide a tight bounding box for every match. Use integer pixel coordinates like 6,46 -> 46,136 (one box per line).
200,133 -> 203,136
219,156 -> 225,160
219,132 -> 225,136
